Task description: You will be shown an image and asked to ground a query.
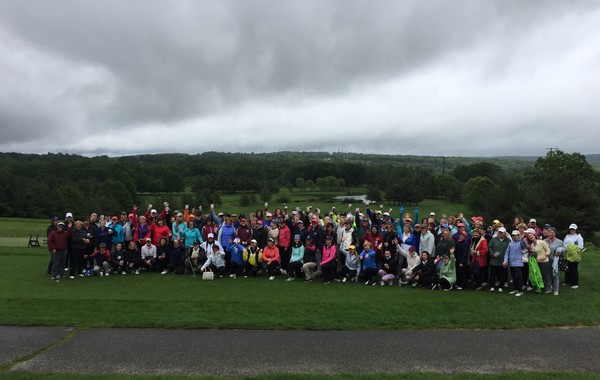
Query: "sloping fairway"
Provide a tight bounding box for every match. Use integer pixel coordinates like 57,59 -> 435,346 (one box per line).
0,246 -> 598,330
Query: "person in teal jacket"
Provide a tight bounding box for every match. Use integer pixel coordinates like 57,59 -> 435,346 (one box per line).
181,221 -> 203,250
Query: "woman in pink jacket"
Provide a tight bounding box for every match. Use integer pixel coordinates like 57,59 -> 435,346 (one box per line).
469,228 -> 489,290
320,235 -> 338,284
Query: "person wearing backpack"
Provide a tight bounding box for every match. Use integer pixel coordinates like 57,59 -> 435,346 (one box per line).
563,224 -> 584,289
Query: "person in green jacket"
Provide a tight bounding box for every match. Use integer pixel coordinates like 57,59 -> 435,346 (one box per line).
436,248 -> 456,291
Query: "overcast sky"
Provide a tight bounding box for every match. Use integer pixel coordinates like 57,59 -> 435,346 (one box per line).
1,0 -> 599,157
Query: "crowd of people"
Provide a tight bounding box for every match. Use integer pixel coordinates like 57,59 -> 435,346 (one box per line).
45,201 -> 585,296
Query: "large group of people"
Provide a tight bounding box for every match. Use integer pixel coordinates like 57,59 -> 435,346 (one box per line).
45,201 -> 585,296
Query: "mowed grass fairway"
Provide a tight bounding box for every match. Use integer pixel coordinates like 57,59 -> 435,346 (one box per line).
1,244 -> 598,330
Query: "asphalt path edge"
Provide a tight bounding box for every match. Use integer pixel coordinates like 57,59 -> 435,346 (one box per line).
0,327 -> 83,371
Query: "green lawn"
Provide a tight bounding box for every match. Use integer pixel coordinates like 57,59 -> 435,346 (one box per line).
0,245 -> 598,330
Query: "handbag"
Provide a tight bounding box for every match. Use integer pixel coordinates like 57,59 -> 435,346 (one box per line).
202,268 -> 214,281
470,260 -> 480,276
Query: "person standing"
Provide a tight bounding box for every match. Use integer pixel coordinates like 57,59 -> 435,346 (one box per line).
488,227 -> 510,292
563,223 -> 584,289
47,221 -> 69,282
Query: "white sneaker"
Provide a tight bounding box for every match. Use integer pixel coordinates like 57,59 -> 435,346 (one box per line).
229,274 -> 235,278
342,277 -> 347,283
497,288 -> 503,293
280,270 -> 287,275
269,276 -> 275,281
285,277 -> 295,282
161,270 -> 168,275
515,292 -> 523,297
482,282 -> 489,287
135,270 -> 139,275
122,271 -> 126,275
105,272 -> 109,277
380,281 -> 385,287
490,287 -> 495,292
455,286 -> 463,290
69,276 -> 75,279
554,291 -> 559,296
100,272 -> 104,277
571,285 -> 579,289
79,274 -> 84,277
526,286 -> 533,291
509,290 -> 518,294
231,274 -> 236,279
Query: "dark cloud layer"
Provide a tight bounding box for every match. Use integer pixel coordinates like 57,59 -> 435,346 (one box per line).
0,0 -> 599,156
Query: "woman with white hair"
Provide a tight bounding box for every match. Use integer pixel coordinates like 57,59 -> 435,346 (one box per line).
563,223 -> 584,289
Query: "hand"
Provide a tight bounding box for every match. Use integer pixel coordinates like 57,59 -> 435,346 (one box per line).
384,264 -> 389,269
164,201 -> 168,207
503,262 -> 508,268
210,204 -> 214,210
148,204 -> 152,209
133,204 -> 138,210
450,247 -> 455,254
379,204 -> 383,209
458,213 -> 464,219
348,203 -> 352,208
414,207 -> 419,213
185,205 -> 189,210
415,275 -> 420,281
392,238 -> 398,245
365,254 -> 369,258
355,208 -> 359,213
199,205 -> 202,211
399,206 -> 405,212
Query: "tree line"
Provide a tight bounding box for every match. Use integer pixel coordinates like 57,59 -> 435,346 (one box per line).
0,151 -> 598,237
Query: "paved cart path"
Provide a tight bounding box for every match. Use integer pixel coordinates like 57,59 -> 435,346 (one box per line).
3,326 -> 600,376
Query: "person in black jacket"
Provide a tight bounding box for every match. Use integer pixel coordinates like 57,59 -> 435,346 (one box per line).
411,251 -> 436,288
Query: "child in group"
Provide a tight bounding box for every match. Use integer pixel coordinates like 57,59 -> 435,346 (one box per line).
340,245 -> 360,282
359,242 -> 378,285
378,250 -> 397,286
243,239 -> 263,277
201,244 -> 227,278
226,238 -> 245,279
285,235 -> 305,281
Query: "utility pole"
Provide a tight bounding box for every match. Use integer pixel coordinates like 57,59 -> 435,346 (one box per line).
545,147 -> 558,153
442,156 -> 446,174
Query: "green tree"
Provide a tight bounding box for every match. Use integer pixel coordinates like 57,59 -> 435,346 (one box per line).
305,179 -> 315,190
435,174 -> 463,202
520,150 -> 599,235
463,176 -> 496,213
295,177 -> 305,190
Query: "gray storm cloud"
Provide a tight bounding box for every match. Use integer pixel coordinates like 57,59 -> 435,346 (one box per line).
0,0 -> 599,156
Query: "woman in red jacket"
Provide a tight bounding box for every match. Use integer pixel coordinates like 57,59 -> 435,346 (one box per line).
320,235 -> 338,284
277,219 -> 291,273
151,218 -> 171,246
469,228 -> 489,290
262,238 -> 280,281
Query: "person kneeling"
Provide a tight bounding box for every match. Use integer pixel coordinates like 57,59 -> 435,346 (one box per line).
201,244 -> 227,278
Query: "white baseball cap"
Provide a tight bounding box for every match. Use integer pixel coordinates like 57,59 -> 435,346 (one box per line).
65,212 -> 73,218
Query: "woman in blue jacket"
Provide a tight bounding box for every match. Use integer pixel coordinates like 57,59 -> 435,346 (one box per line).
359,242 -> 378,285
503,230 -> 525,297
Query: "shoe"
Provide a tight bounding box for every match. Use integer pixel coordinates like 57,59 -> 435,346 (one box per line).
105,272 -> 109,277
281,269 -> 287,275
269,276 -> 275,281
515,292 -> 523,297
372,282 -> 376,286
455,286 -> 463,290
79,274 -> 85,277
443,288 -> 450,292
400,281 -> 408,285
509,290 -> 518,294
503,282 -> 509,288
544,290 -> 552,294
219,275 -> 223,278
380,281 -> 385,287
244,275 -> 248,278
285,277 -> 295,282
122,271 -> 126,275
231,274 -> 236,279
134,270 -> 139,275
161,270 -> 168,275
490,287 -> 495,292
526,286 -> 533,291
50,276 -> 56,280
497,288 -> 503,293
334,278 -> 341,282
475,287 -> 483,291
69,276 -> 74,279
411,283 -> 417,288
365,281 -> 370,285
99,272 -> 104,277
388,282 -> 393,286
571,285 -> 579,289
554,291 -> 559,296
431,284 -> 437,290
342,277 -> 347,283
304,279 -> 312,282
229,274 -> 234,278
324,281 -> 330,285
482,282 -> 489,287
